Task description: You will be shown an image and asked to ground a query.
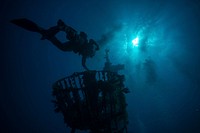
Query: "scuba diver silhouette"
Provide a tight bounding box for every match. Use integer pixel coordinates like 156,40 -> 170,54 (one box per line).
11,18 -> 99,70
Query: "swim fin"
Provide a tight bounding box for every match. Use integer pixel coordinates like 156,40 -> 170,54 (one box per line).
10,18 -> 55,40
11,18 -> 43,33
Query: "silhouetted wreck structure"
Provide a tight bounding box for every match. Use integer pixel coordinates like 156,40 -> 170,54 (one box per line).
52,70 -> 129,133
103,49 -> 125,73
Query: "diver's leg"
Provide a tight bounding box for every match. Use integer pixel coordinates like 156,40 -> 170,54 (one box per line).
47,36 -> 73,52
57,19 -> 77,33
40,26 -> 60,40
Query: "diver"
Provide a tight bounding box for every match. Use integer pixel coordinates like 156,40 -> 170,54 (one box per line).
44,20 -> 99,70
11,18 -> 99,70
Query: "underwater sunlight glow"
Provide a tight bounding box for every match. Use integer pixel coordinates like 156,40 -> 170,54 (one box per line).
132,37 -> 139,47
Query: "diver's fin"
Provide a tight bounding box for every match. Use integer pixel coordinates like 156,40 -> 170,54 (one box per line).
10,18 -> 52,40
11,18 -> 43,33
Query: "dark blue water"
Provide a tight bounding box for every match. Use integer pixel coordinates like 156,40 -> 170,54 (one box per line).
1,0 -> 200,133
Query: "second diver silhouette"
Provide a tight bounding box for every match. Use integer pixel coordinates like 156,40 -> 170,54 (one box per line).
11,18 -> 99,70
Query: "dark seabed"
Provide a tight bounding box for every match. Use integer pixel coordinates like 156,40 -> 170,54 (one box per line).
1,0 -> 200,133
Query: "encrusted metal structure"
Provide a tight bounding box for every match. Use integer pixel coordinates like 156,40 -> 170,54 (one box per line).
52,71 -> 129,133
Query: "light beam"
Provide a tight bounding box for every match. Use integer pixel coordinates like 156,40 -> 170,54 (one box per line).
132,37 -> 139,47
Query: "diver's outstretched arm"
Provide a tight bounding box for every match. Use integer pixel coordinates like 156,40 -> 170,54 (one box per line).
82,56 -> 89,71
89,39 -> 99,50
94,42 -> 99,50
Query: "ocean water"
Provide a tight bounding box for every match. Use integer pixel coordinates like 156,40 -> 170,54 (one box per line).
1,0 -> 200,133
